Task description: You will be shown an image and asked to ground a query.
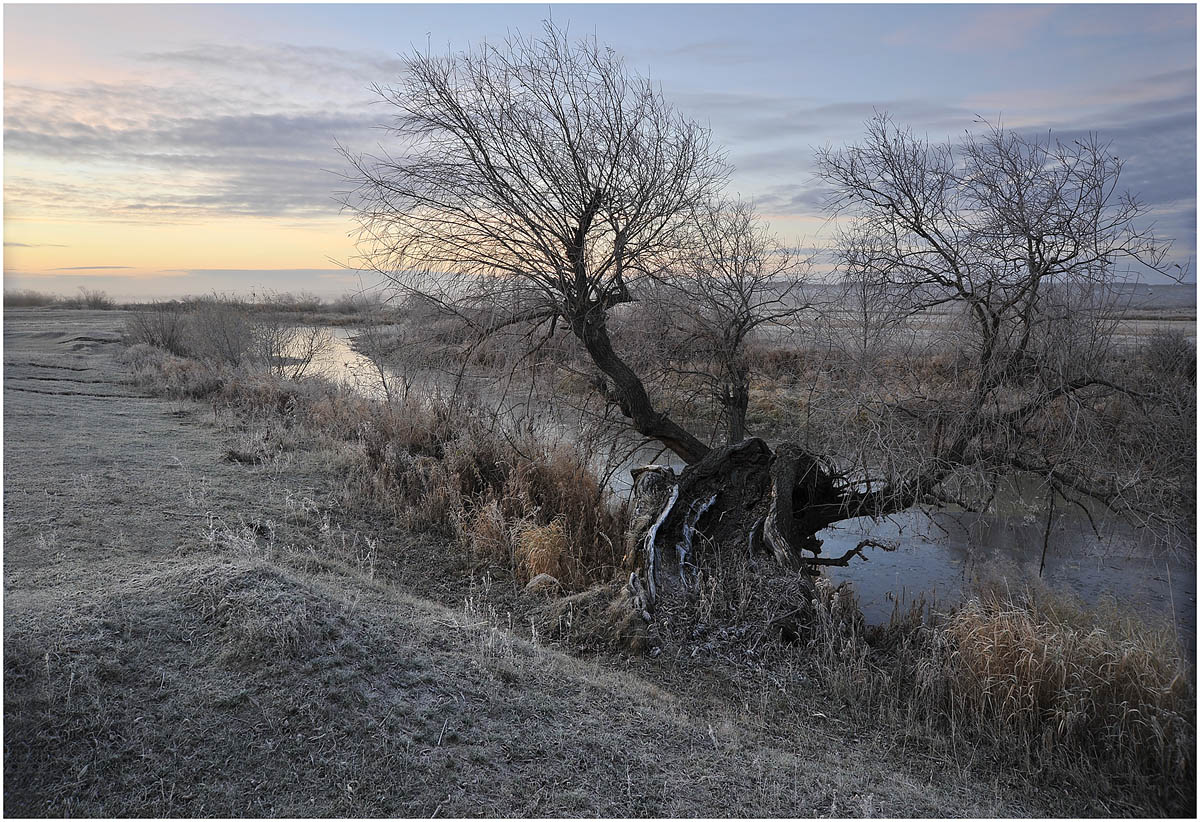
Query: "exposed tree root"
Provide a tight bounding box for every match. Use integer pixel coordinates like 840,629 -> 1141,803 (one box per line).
628,438 -> 894,610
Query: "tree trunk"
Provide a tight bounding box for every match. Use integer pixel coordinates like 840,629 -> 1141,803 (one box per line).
721,363 -> 749,445
570,309 -> 712,464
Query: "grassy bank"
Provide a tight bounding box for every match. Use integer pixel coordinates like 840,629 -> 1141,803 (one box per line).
118,325 -> 1197,815
124,342 -> 627,592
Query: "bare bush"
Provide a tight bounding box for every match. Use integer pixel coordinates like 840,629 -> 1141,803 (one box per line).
1142,326 -> 1197,380
350,307 -> 411,403
183,296 -> 256,366
124,301 -> 189,356
79,288 -> 116,309
252,318 -> 333,381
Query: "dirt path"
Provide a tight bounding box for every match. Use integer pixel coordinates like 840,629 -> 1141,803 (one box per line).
6,312 -> 219,587
3,308 -> 1043,817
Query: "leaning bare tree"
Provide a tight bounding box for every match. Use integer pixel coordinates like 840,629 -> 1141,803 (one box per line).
813,114 -> 1191,549
342,23 -> 726,465
342,24 -> 840,603
342,26 -> 1188,607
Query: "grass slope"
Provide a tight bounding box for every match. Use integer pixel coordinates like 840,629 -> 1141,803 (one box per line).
0,309 -> 1133,816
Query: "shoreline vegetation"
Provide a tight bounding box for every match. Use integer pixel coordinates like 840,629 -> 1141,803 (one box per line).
108,293 -> 1197,815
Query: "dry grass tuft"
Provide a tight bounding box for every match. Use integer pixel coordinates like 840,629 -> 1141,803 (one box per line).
123,343 -> 225,399
533,577 -> 651,653
182,563 -> 364,669
936,586 -> 1194,784
804,576 -> 1195,815
515,517 -> 570,581
463,499 -> 519,565
351,399 -> 625,589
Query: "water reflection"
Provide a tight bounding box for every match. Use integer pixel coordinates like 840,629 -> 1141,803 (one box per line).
822,507 -> 1196,663
308,328 -> 394,400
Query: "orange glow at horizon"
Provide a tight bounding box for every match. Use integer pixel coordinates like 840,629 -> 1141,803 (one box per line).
4,217 -> 359,281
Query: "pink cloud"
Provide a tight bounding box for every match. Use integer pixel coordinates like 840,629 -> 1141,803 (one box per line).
945,5 -> 1056,54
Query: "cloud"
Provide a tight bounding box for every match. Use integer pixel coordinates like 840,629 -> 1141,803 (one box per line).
686,65 -> 1196,271
881,6 -> 1059,54
1063,4 -> 1195,38
51,265 -> 134,270
753,183 -> 838,218
4,241 -> 69,248
986,93 -> 1197,260
674,91 -> 976,152
637,38 -> 761,67
139,42 -> 408,97
4,33 -> 1192,273
4,42 -> 393,222
945,5 -> 1056,53
737,80 -> 1196,274
5,96 -> 373,218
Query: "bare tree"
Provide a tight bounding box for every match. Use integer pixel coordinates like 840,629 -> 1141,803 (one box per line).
654,198 -> 811,444
253,320 -> 334,381
341,22 -> 727,463
813,114 -> 1190,545
351,307 -> 410,404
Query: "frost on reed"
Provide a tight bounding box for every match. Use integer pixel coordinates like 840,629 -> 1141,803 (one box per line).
807,576 -> 1194,812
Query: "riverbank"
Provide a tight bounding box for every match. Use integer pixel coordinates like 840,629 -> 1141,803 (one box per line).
4,307 -> 1193,816
327,320 -> 1198,651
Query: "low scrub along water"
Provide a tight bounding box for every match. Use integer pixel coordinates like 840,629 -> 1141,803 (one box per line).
315,328 -> 1196,659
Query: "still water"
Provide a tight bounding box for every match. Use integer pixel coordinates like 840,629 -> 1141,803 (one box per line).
821,507 -> 1195,661
314,328 -> 1196,659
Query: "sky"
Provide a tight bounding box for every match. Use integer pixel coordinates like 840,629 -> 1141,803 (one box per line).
3,2 -> 1197,299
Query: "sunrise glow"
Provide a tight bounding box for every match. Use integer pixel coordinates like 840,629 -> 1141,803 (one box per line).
4,3 -> 1195,299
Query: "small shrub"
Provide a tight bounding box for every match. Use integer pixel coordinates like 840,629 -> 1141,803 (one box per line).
79,288 -> 116,310
1142,327 -> 1196,383
463,499 -> 518,566
185,298 -> 255,365
253,322 -> 334,380
125,301 -> 189,356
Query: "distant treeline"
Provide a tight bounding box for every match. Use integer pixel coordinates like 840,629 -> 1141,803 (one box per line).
4,288 -> 385,315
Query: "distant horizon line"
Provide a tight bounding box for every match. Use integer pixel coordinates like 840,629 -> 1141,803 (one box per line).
4,277 -> 1196,307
